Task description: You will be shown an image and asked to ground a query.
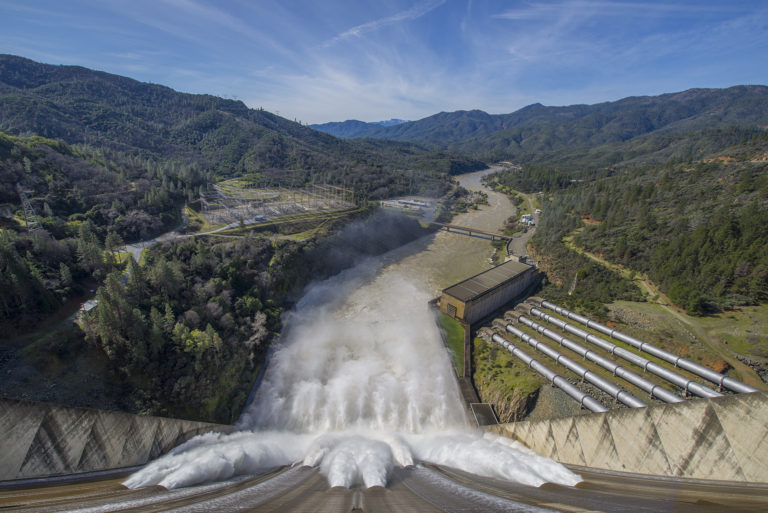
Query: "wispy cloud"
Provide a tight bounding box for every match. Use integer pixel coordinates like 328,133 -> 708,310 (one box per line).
89,0 -> 296,62
237,48 -> 489,123
326,0 -> 446,46
494,1 -> 749,20
460,0 -> 472,34
159,0 -> 262,41
491,0 -> 754,62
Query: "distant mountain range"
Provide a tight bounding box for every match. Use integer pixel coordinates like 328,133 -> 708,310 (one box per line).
374,119 -> 409,127
310,118 -> 409,138
311,86 -> 768,164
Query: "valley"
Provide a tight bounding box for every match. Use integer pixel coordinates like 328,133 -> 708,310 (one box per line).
2,55 -> 767,424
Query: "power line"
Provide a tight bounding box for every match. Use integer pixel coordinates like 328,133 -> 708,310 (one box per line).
16,183 -> 42,232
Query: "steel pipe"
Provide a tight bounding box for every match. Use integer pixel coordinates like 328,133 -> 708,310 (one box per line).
504,324 -> 647,408
540,300 -> 758,394
489,333 -> 608,413
529,307 -> 722,398
516,315 -> 683,404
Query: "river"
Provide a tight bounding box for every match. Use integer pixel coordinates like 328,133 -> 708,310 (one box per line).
123,168 -> 578,491
387,167 -> 515,292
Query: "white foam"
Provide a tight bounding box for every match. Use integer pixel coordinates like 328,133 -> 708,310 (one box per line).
123,431 -> 312,489
125,258 -> 581,490
407,432 -> 581,487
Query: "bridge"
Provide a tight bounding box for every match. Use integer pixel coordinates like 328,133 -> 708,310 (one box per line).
429,221 -> 518,256
429,222 -> 512,242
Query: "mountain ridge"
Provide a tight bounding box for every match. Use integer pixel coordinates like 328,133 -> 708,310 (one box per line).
311,86 -> 768,161
310,118 -> 409,137
0,54 -> 485,198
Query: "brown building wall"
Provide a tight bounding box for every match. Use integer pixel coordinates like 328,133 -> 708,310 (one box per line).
461,268 -> 537,324
440,295 -> 466,320
441,267 -> 538,324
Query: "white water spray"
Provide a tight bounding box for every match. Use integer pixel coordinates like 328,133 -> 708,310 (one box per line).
125,247 -> 581,491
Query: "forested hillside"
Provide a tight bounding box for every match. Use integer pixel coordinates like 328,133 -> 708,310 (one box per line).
489,129 -> 768,315
0,132 -> 202,331
0,55 -> 484,199
310,118 -> 409,137
314,109 -> 507,142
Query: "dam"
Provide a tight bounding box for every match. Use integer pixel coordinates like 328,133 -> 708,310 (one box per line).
0,397 -> 231,481
1,168 -> 767,512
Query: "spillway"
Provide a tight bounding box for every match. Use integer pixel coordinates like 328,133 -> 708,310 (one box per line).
123,256 -> 581,491
117,168 -> 584,492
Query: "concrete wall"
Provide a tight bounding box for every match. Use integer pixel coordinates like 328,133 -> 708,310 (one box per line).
0,397 -> 232,481
488,392 -> 768,483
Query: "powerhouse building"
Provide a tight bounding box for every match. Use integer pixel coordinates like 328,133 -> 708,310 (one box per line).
440,260 -> 538,324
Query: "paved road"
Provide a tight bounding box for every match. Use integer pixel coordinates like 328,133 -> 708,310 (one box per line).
503,191 -> 539,260
118,208 -> 190,263
2,464 -> 766,512
117,209 -> 251,264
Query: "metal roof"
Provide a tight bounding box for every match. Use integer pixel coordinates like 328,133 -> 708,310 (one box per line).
442,260 -> 532,303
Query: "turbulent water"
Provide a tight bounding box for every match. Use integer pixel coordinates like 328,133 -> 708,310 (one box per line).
124,170 -> 581,491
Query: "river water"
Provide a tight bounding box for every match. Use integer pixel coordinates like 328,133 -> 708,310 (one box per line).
388,167 -> 514,292
123,169 -> 580,491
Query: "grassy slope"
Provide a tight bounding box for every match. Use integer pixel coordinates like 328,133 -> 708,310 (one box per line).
607,300 -> 768,390
472,337 -> 545,423
438,313 -> 464,375
563,226 -> 766,389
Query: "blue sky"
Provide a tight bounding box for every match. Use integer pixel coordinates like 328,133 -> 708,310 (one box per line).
1,1 -> 767,124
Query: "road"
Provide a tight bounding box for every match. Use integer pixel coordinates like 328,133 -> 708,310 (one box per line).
506,191 -> 539,259
118,208 -> 190,263
2,464 -> 766,512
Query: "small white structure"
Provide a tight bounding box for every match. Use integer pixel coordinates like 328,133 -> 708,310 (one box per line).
80,299 -> 98,313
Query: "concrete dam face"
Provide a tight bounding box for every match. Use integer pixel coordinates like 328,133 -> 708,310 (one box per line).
490,391 -> 768,483
0,397 -> 230,481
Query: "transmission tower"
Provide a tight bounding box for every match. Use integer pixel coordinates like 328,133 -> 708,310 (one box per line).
16,183 -> 42,232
